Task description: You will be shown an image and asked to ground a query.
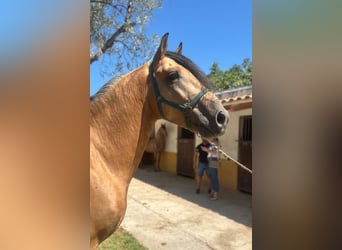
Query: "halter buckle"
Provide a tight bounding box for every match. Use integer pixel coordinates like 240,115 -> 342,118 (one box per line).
183,103 -> 193,115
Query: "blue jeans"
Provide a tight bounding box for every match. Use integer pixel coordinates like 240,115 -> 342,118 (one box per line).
197,162 -> 210,177
209,167 -> 219,192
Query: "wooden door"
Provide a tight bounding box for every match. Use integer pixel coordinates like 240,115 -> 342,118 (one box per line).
177,127 -> 195,178
238,115 -> 252,193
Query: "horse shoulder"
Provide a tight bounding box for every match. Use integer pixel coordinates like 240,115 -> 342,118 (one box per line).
90,169 -> 127,245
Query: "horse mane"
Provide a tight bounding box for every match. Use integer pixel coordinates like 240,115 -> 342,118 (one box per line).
165,51 -> 215,89
90,52 -> 214,103
90,76 -> 121,102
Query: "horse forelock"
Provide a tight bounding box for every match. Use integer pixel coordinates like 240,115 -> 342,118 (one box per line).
165,51 -> 215,90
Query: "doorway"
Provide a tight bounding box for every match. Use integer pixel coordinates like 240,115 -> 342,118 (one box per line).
177,127 -> 195,178
238,115 -> 252,193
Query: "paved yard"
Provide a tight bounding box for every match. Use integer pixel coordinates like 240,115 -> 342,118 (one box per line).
121,167 -> 252,250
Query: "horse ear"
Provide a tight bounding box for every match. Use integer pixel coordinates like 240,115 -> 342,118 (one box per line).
175,42 -> 183,54
152,32 -> 169,68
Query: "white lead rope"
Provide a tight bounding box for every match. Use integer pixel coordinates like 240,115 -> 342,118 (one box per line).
206,138 -> 252,174
217,148 -> 252,174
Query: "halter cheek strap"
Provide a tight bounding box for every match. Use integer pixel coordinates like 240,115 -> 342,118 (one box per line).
149,62 -> 209,130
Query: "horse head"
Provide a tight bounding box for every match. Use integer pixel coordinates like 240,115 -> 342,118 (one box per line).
149,33 -> 229,138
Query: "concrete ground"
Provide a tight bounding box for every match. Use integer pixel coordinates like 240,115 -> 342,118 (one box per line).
121,166 -> 252,250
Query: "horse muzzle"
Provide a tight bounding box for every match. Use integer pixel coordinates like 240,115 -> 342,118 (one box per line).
215,109 -> 229,133
192,107 -> 229,138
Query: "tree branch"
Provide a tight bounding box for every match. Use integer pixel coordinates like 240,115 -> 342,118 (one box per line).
90,0 -> 113,5
90,0 -> 125,10
90,0 -> 134,64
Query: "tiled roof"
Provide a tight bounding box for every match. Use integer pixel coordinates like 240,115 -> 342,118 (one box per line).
215,86 -> 252,103
221,94 -> 252,104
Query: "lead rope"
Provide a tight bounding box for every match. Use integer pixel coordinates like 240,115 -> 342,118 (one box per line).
206,138 -> 252,174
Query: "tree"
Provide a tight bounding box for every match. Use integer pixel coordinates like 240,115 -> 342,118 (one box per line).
90,0 -> 162,76
208,62 -> 224,86
208,58 -> 252,92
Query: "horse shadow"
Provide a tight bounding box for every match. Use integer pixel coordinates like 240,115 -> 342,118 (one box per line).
133,166 -> 252,228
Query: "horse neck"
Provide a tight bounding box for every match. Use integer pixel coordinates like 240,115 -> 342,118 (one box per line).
90,63 -> 157,184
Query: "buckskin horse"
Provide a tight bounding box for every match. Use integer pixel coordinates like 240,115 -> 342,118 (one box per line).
90,33 -> 229,249
143,123 -> 168,171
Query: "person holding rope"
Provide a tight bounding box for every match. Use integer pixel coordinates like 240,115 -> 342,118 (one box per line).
206,137 -> 221,201
193,138 -> 212,194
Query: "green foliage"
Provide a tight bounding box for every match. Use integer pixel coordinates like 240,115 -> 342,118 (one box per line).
99,227 -> 147,250
208,58 -> 252,92
90,0 -> 162,76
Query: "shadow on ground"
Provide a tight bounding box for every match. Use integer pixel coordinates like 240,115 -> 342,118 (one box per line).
134,165 -> 252,227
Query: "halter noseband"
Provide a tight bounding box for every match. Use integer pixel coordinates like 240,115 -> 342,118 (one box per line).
149,62 -> 209,130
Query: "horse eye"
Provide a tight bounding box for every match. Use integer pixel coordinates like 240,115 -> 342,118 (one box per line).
168,71 -> 179,81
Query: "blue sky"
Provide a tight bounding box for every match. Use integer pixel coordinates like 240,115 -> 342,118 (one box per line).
90,0 -> 252,95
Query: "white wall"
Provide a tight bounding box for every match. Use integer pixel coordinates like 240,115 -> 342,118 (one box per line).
220,108 -> 252,160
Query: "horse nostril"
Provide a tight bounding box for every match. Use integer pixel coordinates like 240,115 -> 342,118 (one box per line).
216,111 -> 227,126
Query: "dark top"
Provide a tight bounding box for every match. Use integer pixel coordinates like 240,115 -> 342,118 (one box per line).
196,143 -> 210,163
